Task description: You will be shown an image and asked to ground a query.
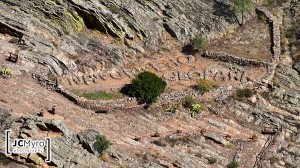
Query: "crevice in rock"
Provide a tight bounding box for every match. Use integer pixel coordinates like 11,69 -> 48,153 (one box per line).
77,135 -> 94,154
36,153 -> 57,167
163,23 -> 177,39
0,22 -> 23,38
73,7 -> 117,37
45,123 -> 63,133
36,123 -> 50,131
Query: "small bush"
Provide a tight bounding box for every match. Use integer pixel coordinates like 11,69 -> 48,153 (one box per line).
195,79 -> 214,94
1,68 -> 12,78
227,161 -> 239,168
191,36 -> 206,51
165,104 -> 176,113
0,153 -> 11,165
236,88 -> 254,99
93,135 -> 110,155
184,95 -> 195,108
208,156 -> 218,164
191,103 -> 203,113
184,96 -> 203,117
127,71 -> 166,104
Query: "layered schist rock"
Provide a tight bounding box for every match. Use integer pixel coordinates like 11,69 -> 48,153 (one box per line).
0,0 -> 241,77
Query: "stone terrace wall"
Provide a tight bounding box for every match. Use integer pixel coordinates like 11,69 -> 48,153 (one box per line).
256,6 -> 281,63
255,5 -> 282,83
202,51 -> 272,67
56,87 -> 138,111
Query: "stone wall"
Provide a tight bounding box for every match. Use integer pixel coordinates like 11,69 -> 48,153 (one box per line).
56,87 -> 138,111
255,6 -> 281,63
202,51 -> 271,67
255,6 -> 282,83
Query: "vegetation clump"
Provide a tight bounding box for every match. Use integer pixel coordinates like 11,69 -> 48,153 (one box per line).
184,95 -> 196,108
0,68 -> 12,78
195,79 -> 214,94
93,135 -> 111,155
227,160 -> 239,168
234,0 -> 253,25
0,153 -> 11,165
191,103 -> 203,113
165,104 -> 176,113
236,88 -> 255,99
127,71 -> 166,104
191,36 -> 206,51
184,95 -> 203,117
208,156 -> 218,164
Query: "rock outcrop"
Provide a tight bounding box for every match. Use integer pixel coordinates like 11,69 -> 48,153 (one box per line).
0,113 -> 108,167
0,0 -> 241,78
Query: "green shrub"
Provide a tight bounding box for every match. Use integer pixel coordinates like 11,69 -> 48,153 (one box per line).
236,88 -> 255,98
128,71 -> 166,104
191,103 -> 203,113
184,96 -> 203,117
208,156 -> 218,164
191,36 -> 206,51
0,153 -> 11,165
1,68 -> 12,78
184,95 -> 195,108
195,79 -> 214,94
227,161 -> 239,168
93,135 -> 110,155
165,105 -> 176,113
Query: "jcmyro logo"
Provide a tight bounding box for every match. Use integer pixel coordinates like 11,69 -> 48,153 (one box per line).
5,130 -> 52,162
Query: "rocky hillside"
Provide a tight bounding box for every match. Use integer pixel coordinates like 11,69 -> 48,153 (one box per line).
0,0 -> 242,75
0,0 -> 300,168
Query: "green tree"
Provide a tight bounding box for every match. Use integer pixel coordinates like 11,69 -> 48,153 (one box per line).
234,0 -> 253,25
128,71 -> 166,104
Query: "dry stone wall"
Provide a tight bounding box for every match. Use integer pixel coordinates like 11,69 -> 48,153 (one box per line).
255,5 -> 282,83
202,51 -> 271,67
256,6 -> 281,63
56,87 -> 138,111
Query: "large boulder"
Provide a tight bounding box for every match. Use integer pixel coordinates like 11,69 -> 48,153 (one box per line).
44,119 -> 73,138
77,129 -> 104,156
